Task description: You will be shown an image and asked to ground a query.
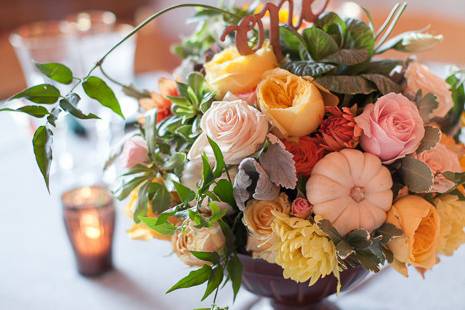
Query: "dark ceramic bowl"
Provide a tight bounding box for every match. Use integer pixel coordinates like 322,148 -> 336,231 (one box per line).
238,254 -> 369,310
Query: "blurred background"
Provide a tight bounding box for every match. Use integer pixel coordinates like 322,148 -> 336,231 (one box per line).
1,1 -> 465,310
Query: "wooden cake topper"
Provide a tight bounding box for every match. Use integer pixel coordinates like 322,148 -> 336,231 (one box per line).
221,0 -> 330,61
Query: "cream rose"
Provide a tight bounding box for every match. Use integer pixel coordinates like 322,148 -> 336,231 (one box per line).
187,99 -> 268,164
257,68 -> 325,137
171,220 -> 225,266
204,42 -> 277,99
404,62 -> 453,118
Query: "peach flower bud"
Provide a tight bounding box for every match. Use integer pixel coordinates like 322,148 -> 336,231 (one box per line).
291,197 -> 313,219
121,136 -> 149,169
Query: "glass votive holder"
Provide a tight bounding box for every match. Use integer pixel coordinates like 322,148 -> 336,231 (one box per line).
62,185 -> 115,277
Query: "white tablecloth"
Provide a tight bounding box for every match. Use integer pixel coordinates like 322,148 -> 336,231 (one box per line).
1,108 -> 464,310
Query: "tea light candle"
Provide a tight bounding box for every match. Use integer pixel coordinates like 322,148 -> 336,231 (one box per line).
62,185 -> 115,276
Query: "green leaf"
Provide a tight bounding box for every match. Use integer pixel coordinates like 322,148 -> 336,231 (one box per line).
166,265 -> 212,294
11,84 -> 60,104
32,126 -> 53,191
279,26 -> 308,58
173,181 -> 196,203
227,254 -> 242,300
361,74 -> 402,95
133,182 -> 149,223
144,110 -> 158,157
415,92 -> 439,123
401,156 -> 434,193
284,61 -> 336,77
344,18 -> 375,53
303,26 -> 339,60
318,219 -> 342,243
315,12 -> 347,46
113,174 -> 149,200
82,76 -> 124,118
191,251 -> 220,264
163,152 -> 187,171
375,223 -> 403,244
345,229 -> 371,249
417,126 -> 441,153
0,105 -> 49,118
207,137 -> 225,178
202,265 -> 224,301
213,179 -> 235,207
440,73 -> 465,134
201,153 -> 214,190
35,62 -> 73,84
59,97 -> 100,120
187,72 -> 205,98
140,216 -> 176,235
208,202 -> 227,225
348,59 -> 402,76
322,49 -> 370,65
147,182 -> 172,214
189,209 -> 209,227
316,75 -> 377,95
443,171 -> 465,185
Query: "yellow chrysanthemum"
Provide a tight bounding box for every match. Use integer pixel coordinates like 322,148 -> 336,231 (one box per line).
435,195 -> 465,256
271,212 -> 341,290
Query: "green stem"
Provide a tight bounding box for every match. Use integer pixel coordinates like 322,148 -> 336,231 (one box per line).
99,65 -> 126,88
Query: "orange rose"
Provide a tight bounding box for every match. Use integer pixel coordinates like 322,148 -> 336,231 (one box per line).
318,106 -> 362,151
139,78 -> 178,122
283,136 -> 325,176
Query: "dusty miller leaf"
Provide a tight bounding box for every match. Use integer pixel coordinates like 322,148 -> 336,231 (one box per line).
259,141 -> 297,189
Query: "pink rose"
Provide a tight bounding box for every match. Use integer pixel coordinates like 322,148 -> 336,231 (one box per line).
404,62 -> 453,118
414,143 -> 462,193
291,197 -> 313,219
121,136 -> 149,169
355,93 -> 425,164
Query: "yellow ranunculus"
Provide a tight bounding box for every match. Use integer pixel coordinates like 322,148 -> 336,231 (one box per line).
387,195 -> 440,276
204,42 -> 277,99
435,195 -> 465,256
257,68 -> 325,137
272,212 -> 341,290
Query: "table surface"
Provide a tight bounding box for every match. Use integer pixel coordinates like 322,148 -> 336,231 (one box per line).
1,87 -> 465,310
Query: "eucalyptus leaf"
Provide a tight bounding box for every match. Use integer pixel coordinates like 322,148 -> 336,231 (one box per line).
284,61 -> 336,77
32,126 -> 53,191
35,62 -> 73,84
302,26 -> 339,61
401,156 -> 434,193
82,76 -> 124,118
166,265 -> 212,294
316,75 -> 377,95
0,106 -> 49,118
11,84 -> 60,104
416,126 -> 441,153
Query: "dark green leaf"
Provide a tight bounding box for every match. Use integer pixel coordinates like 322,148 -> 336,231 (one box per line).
361,74 -> 402,95
147,182 -> 171,214
318,219 -> 342,243
279,26 -> 308,58
191,251 -> 220,264
323,49 -> 370,65
0,105 -> 49,118
417,126 -> 441,153
336,240 -> 355,259
415,92 -> 439,123
162,152 -> 186,171
134,183 -> 149,223
344,18 -> 375,53
144,110 -> 158,157
213,179 -> 235,207
443,171 -> 465,185
59,98 -> 100,119
284,61 -> 336,77
375,223 -> 403,244
440,73 -> 465,134
35,62 -> 73,84
173,181 -> 196,203
345,229 -> 371,249
227,254 -> 243,300
32,126 -> 53,191
166,265 -> 212,294
348,59 -> 402,76
303,26 -> 339,60
202,265 -> 224,301
113,175 -> 149,200
401,156 -> 434,193
82,76 -> 124,118
201,153 -> 214,190
316,75 -> 377,95
11,84 -> 60,104
315,12 -> 347,46
207,137 -> 225,178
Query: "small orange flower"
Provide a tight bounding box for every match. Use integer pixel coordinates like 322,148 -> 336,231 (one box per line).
139,78 -> 179,122
318,106 -> 362,151
283,136 -> 325,176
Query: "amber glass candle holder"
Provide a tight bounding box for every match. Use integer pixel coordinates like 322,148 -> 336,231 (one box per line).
62,185 -> 115,277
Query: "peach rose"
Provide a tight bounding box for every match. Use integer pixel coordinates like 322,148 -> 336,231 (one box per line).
121,136 -> 149,169
187,99 -> 268,164
205,42 -> 277,99
404,62 -> 453,118
414,143 -> 462,193
171,220 -> 225,266
257,68 -> 325,137
387,195 -> 440,276
355,93 -> 425,164
290,197 -> 313,219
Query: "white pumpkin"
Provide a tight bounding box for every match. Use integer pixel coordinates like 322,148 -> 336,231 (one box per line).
306,149 -> 393,236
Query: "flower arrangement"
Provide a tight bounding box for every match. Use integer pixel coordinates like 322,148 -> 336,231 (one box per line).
3,0 -> 465,308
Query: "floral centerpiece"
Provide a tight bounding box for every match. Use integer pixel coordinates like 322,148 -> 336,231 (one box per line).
3,0 -> 465,309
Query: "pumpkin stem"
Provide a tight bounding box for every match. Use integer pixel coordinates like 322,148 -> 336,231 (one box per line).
350,186 -> 365,203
